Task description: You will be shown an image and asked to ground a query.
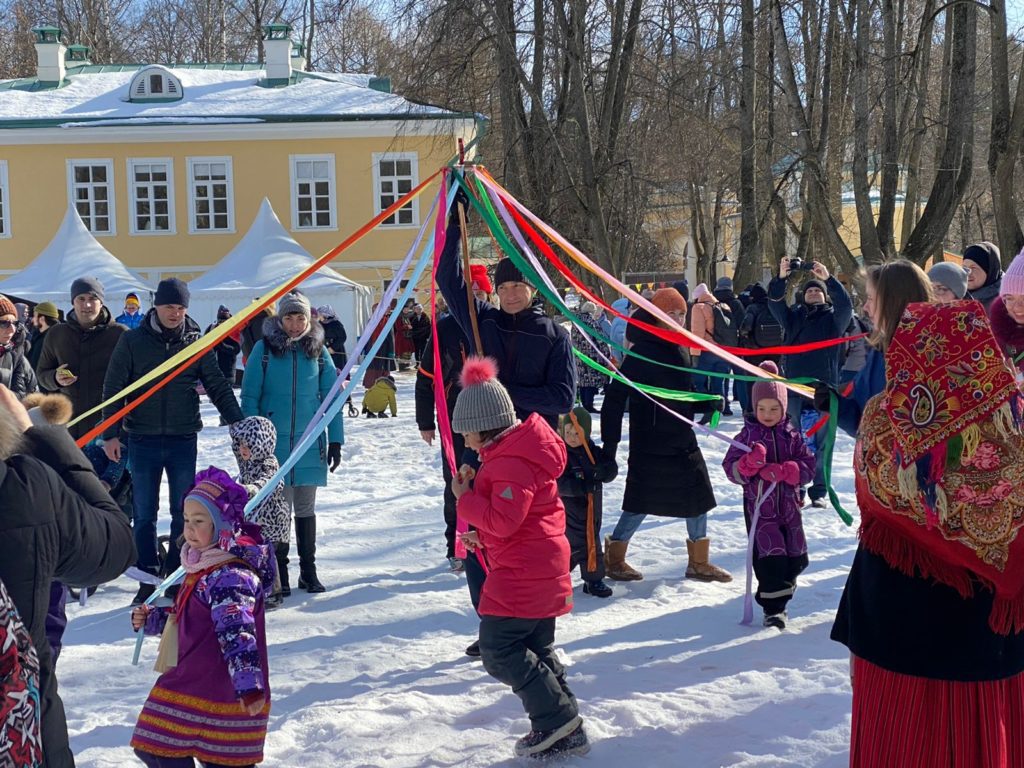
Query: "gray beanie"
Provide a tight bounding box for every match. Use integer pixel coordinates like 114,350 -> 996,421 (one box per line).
71,276 -> 105,302
451,357 -> 518,434
278,291 -> 311,319
928,262 -> 969,299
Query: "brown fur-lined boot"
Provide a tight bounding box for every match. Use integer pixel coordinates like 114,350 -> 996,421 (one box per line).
686,538 -> 733,582
604,535 -> 643,581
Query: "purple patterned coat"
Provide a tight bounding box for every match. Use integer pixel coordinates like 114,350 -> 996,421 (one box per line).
722,417 -> 815,558
132,540 -> 274,766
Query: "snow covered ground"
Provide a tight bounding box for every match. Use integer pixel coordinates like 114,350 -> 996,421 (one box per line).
60,371 -> 859,767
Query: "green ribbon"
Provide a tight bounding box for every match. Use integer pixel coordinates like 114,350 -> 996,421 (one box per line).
452,170 -> 850,525
572,348 -> 719,403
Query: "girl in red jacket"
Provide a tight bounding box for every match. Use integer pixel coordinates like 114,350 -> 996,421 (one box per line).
451,357 -> 589,760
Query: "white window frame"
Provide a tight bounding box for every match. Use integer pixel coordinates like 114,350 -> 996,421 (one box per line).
0,161 -> 10,239
66,159 -> 116,235
186,156 -> 235,234
289,154 -> 337,231
372,152 -> 419,228
127,157 -> 175,235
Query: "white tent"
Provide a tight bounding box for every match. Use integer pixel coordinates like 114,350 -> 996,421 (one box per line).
0,205 -> 155,312
189,198 -> 373,346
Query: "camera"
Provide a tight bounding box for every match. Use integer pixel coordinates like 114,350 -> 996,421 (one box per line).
788,258 -> 815,273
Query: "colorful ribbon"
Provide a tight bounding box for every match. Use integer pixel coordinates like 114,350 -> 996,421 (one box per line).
75,168 -> 443,447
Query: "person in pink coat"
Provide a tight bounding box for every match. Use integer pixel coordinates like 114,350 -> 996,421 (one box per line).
451,356 -> 589,761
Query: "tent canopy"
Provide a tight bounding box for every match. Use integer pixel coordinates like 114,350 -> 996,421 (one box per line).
188,198 -> 373,345
0,205 -> 154,313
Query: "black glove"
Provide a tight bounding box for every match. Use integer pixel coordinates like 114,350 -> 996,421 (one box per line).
813,381 -> 836,412
328,442 -> 342,472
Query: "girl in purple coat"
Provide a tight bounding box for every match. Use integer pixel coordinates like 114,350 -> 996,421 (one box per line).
723,361 -> 815,629
130,467 -> 275,767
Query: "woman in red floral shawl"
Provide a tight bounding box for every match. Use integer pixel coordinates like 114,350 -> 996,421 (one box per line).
832,301 -> 1024,767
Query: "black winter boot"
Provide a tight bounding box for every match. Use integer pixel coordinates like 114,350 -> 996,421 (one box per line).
295,516 -> 326,593
275,542 -> 291,597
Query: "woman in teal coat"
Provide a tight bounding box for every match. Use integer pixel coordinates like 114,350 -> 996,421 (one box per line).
241,291 -> 343,593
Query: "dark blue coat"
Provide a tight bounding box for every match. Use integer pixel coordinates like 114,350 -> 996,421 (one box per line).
835,347 -> 886,437
767,276 -> 853,385
415,314 -> 470,432
437,214 -> 576,426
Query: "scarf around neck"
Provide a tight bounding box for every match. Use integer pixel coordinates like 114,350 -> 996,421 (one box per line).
180,542 -> 237,574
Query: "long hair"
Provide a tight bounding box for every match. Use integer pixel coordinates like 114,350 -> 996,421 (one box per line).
868,260 -> 933,350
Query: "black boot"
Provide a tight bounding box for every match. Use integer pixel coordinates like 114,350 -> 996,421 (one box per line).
275,542 -> 291,597
295,516 -> 326,593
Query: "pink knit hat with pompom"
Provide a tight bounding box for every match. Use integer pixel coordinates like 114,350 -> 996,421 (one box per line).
1000,246 -> 1024,297
750,360 -> 788,412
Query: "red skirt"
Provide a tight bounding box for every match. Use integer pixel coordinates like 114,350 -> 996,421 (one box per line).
851,656 -> 1024,768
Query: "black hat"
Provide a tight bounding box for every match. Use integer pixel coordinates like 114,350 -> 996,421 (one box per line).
70,276 -> 105,302
801,279 -> 829,302
494,258 -> 528,288
154,278 -> 190,308
963,242 -> 1002,286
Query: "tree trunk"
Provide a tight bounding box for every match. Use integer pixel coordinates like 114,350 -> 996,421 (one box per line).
902,1 -> 977,264
736,0 -> 760,287
988,0 -> 1024,264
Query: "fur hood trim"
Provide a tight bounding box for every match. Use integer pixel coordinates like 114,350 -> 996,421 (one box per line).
0,407 -> 24,461
263,315 -> 325,359
22,393 -> 74,426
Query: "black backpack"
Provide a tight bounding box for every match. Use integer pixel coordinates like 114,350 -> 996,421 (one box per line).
743,304 -> 784,348
711,304 -> 739,346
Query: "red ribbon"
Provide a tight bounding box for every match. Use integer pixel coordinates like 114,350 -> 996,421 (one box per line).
495,187 -> 865,357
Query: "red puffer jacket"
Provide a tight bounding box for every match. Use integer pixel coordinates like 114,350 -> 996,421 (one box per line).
458,413 -> 573,619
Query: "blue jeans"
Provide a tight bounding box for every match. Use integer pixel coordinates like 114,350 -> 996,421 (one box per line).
787,398 -> 825,500
127,433 -> 198,575
695,354 -> 730,403
610,511 -> 707,543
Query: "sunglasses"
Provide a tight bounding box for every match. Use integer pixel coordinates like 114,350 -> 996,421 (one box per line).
0,320 -> 17,329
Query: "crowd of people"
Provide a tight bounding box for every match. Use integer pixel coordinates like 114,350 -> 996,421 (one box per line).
3,217 -> 1024,766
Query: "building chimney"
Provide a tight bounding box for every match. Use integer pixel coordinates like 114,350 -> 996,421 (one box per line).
262,23 -> 293,86
32,25 -> 66,87
290,41 -> 307,73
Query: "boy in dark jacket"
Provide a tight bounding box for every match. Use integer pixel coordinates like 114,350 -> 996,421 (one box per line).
557,407 -> 617,598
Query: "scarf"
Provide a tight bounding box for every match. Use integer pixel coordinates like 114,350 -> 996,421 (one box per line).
180,542 -> 238,574
856,301 -> 1024,634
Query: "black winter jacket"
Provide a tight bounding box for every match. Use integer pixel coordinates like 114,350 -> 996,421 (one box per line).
0,323 -> 37,397
766,275 -> 853,385
0,417 -> 135,767
601,310 -> 718,518
415,314 -> 470,432
321,317 -> 348,370
437,213 -> 576,426
36,308 -> 125,441
101,309 -> 243,439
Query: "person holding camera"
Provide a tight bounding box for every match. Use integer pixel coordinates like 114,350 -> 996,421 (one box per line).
767,258 -> 852,508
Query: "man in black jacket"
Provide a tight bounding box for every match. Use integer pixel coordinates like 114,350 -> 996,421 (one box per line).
37,277 -> 126,441
26,301 -> 60,374
436,201 -> 576,428
204,305 -> 241,385
767,259 -> 853,507
101,278 -> 243,601
409,303 -> 432,365
0,383 -> 135,768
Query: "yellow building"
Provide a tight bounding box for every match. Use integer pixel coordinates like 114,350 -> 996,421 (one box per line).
0,24 -> 481,295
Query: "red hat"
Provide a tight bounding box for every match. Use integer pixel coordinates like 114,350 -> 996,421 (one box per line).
469,264 -> 492,295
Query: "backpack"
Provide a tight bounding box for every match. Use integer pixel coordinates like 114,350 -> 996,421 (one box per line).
711,304 -> 739,347
748,305 -> 784,349
0,576 -> 41,767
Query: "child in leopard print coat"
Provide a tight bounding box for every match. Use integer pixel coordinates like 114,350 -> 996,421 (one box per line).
230,416 -> 291,607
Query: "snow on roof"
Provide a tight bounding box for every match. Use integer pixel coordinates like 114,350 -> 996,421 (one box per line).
0,66 -> 458,126
0,205 -> 154,303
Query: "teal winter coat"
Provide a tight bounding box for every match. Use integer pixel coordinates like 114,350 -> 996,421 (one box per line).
240,318 -> 343,487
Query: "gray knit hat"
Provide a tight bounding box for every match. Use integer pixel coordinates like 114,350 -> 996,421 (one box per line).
278,291 -> 311,319
71,276 -> 105,302
451,357 -> 518,434
928,262 -> 969,299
